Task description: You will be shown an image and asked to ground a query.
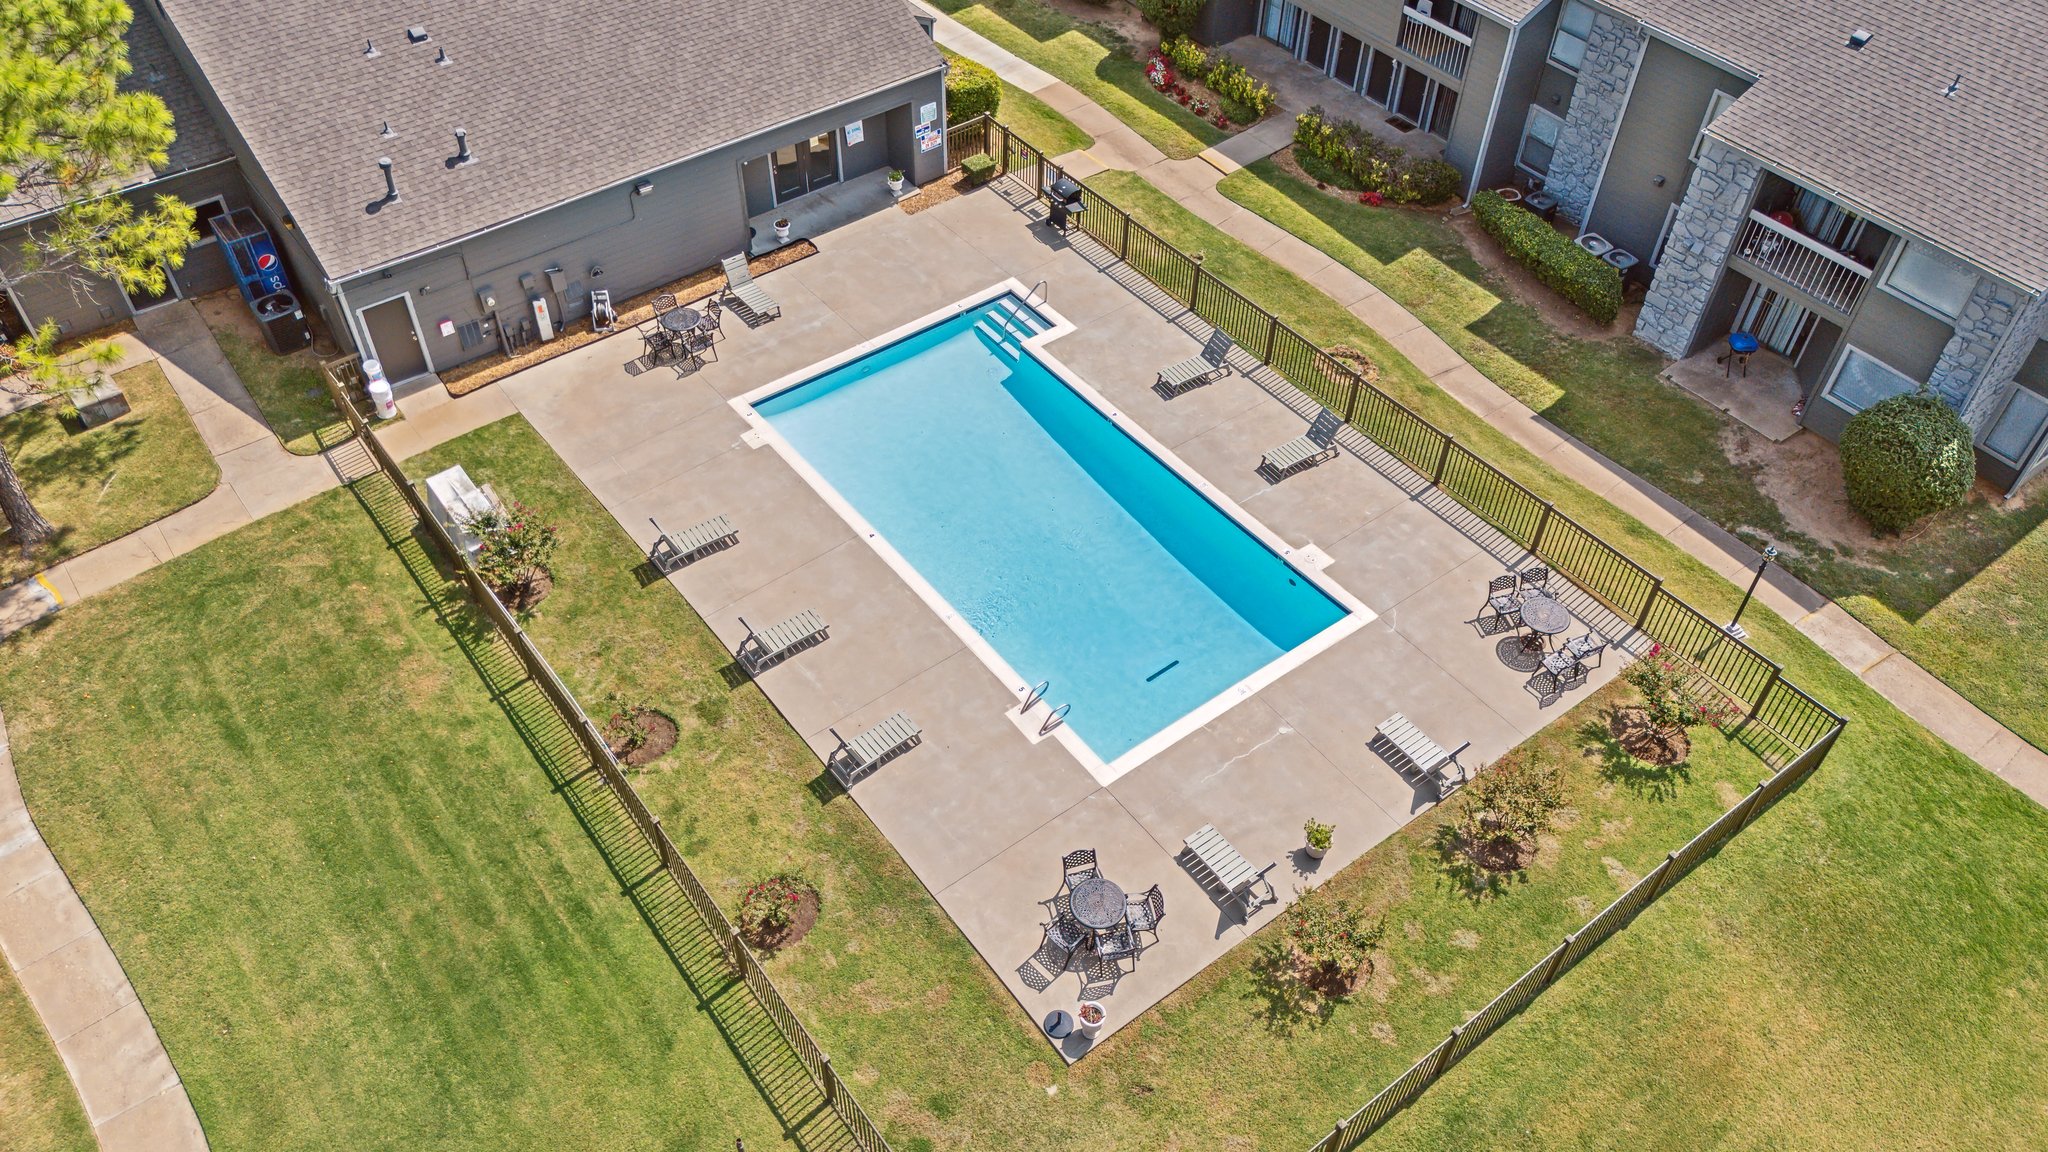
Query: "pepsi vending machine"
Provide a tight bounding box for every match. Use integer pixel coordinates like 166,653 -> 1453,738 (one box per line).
210,208 -> 312,353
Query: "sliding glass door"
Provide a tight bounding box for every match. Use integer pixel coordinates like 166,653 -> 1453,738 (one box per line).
1260,0 -> 1301,51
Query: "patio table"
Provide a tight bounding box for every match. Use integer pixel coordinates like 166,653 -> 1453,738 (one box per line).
1518,593 -> 1570,652
1068,875 -> 1126,933
657,306 -> 703,334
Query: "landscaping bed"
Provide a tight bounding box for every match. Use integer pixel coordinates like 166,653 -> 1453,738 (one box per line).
0,359 -> 218,584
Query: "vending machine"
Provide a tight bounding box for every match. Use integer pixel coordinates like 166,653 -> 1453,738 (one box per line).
210,208 -> 313,353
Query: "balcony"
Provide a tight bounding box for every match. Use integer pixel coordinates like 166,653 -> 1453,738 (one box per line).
1396,7 -> 1472,80
1730,211 -> 1874,316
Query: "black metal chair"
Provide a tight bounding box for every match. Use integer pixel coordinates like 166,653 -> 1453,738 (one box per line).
641,323 -> 677,364
1093,921 -> 1139,974
1518,565 -> 1552,601
1037,892 -> 1088,970
1483,574 -> 1521,631
1126,884 -> 1165,949
1565,633 -> 1606,669
699,296 -> 725,335
679,325 -> 717,366
1061,849 -> 1099,891
650,292 -> 678,316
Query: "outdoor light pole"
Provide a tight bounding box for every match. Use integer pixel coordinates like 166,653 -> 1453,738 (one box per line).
1725,544 -> 1779,639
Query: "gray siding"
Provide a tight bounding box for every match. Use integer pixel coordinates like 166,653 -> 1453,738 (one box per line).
1801,285 -> 1954,440
1585,38 -> 1746,262
1444,17 -> 1510,174
1196,0 -> 1261,44
333,72 -> 945,373
1474,1 -> 1561,191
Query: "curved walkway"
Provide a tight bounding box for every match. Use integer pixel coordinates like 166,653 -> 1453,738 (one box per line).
923,3 -> 2048,805
0,708 -> 205,1150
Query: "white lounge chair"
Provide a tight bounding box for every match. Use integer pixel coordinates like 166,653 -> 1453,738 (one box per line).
1259,409 -> 1344,481
735,609 -> 826,675
720,254 -> 782,325
648,514 -> 737,574
1373,712 -> 1472,794
828,711 -> 922,784
1179,824 -> 1277,919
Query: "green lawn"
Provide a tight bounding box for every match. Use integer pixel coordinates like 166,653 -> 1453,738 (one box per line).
943,48 -> 1094,158
932,0 -> 1225,159
208,328 -> 347,455
0,479 -> 822,1150
1215,159 -> 2048,753
0,360 -> 218,584
0,962 -> 91,1152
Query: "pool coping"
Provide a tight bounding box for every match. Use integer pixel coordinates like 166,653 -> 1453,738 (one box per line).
730,278 -> 1374,787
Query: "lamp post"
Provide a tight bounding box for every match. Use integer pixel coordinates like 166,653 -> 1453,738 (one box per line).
1725,544 -> 1778,639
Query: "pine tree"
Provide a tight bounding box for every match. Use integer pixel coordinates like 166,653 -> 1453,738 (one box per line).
0,0 -> 197,559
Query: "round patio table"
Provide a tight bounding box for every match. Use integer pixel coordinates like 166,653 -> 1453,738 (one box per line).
1518,594 -> 1570,651
1068,875 -> 1126,932
657,306 -> 703,334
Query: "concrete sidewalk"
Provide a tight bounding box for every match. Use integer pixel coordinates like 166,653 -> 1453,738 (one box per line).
930,13 -> 2048,804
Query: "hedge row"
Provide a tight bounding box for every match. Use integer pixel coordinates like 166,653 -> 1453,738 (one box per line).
1293,106 -> 1460,206
1160,36 -> 1276,119
1470,190 -> 1623,325
1136,0 -> 1208,40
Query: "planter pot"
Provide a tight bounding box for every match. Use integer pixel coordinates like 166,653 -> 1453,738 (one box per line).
1305,843 -> 1328,860
887,176 -> 905,193
1495,187 -> 1524,203
773,220 -> 791,241
1075,1000 -> 1107,1039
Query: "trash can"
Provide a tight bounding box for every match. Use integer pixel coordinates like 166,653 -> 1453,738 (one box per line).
362,358 -> 398,420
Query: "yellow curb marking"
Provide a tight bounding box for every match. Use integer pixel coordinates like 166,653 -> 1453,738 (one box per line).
34,572 -> 62,606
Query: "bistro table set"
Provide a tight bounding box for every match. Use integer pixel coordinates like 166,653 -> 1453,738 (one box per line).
1036,850 -> 1163,990
1482,565 -> 1607,695
640,292 -> 723,369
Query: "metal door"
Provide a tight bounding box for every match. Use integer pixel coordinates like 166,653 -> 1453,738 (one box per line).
361,296 -> 429,382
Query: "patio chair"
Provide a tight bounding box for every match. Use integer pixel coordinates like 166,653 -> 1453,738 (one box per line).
1178,825 -> 1277,918
647,514 -> 738,574
1517,565 -> 1552,601
1532,647 -> 1589,694
734,609 -> 828,676
1126,884 -> 1165,948
1482,574 -> 1522,631
678,325 -> 718,365
650,292 -> 678,316
827,710 -> 922,785
1060,849 -> 1099,891
1093,921 -> 1139,974
1155,330 -> 1236,396
1037,893 -> 1089,971
640,323 -> 678,364
699,296 -> 725,335
1564,633 -> 1607,669
1372,712 -> 1473,795
1259,409 -> 1344,481
720,254 -> 783,325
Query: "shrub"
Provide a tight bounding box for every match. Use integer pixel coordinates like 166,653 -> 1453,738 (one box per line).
1623,644 -> 1736,735
1840,389 -> 1976,534
959,152 -> 997,185
945,57 -> 1001,125
737,874 -> 816,940
1458,754 -> 1564,872
1136,0 -> 1208,40
1280,885 -> 1382,994
460,500 -> 559,606
1470,190 -> 1623,324
1292,107 -> 1450,204
1161,34 -> 1209,79
1396,157 -> 1462,206
1205,56 -> 1275,118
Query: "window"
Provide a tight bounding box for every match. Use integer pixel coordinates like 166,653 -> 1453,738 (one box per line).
1690,90 -> 1737,163
1260,0 -> 1300,51
1984,386 -> 2048,463
1825,346 -> 1922,413
1517,106 -> 1564,177
187,197 -> 229,245
1408,0 -> 1478,37
1883,241 -> 1979,319
1550,0 -> 1596,71
1428,84 -> 1460,138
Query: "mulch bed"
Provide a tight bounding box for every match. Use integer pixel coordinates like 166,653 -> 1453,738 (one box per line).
742,888 -> 820,953
439,241 -> 821,397
490,573 -> 553,612
899,170 -> 978,216
1610,706 -> 1690,765
604,708 -> 678,766
1327,345 -> 1382,384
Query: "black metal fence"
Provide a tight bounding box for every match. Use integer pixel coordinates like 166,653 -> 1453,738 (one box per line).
955,114 -> 1849,1145
318,358 -> 893,1152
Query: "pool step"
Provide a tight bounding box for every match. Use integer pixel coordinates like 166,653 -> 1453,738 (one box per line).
996,298 -> 1045,334
973,319 -> 1023,360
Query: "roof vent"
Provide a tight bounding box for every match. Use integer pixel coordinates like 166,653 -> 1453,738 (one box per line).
453,128 -> 474,166
1846,29 -> 1871,49
406,26 -> 429,43
364,38 -> 380,58
435,47 -> 452,66
1945,72 -> 1963,97
378,120 -> 396,138
378,157 -> 399,203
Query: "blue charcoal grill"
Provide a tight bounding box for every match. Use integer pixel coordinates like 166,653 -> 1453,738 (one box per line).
211,208 -> 312,353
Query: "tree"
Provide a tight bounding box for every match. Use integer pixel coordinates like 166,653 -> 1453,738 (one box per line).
462,501 -> 560,609
0,0 -> 198,558
1839,389 -> 1976,535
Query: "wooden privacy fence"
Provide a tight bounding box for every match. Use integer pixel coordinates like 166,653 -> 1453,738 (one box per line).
318,358 -> 894,1152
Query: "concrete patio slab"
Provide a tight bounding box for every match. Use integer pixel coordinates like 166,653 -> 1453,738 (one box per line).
1324,495 -> 1486,613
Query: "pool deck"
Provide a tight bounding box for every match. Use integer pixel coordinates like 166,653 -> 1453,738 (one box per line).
485,181 -> 1631,1058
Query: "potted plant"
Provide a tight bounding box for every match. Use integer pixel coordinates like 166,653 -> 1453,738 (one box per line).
773,218 -> 791,241
1303,819 -> 1334,860
887,169 -> 905,193
1075,999 -> 1107,1039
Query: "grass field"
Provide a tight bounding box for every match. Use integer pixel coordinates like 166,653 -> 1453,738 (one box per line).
1215,159 -> 2048,754
932,0 -> 1225,159
0,361 -> 218,584
0,478 -> 826,1150
0,959 -> 91,1152
208,329 -> 346,456
943,47 -> 1094,159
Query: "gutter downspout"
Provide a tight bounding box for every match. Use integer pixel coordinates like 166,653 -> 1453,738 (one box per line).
1464,11 -> 1527,205
1576,21 -> 1646,235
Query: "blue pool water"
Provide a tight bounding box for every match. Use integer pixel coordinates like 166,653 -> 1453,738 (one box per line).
755,295 -> 1347,763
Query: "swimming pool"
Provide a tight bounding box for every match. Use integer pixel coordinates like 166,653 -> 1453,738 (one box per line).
742,283 -> 1366,777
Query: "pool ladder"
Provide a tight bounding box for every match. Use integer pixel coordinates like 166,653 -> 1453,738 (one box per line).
1041,703 -> 1070,736
1021,680 -> 1069,735
1021,680 -> 1049,713
1025,280 -> 1048,308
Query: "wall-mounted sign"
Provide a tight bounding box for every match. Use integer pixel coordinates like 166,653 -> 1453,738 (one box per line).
437,318 -> 455,338
916,125 -> 941,153
843,120 -> 865,146
918,102 -> 939,127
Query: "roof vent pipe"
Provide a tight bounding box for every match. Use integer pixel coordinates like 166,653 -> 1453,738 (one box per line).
379,120 -> 396,138
1945,73 -> 1962,97
435,47 -> 451,66
454,128 -> 473,165
378,157 -> 399,203
364,38 -> 380,58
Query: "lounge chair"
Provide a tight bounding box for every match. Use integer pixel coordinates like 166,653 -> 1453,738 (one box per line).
734,609 -> 827,675
1259,409 -> 1344,481
1155,330 -> 1235,396
827,710 -> 922,784
720,254 -> 782,325
1373,713 -> 1473,794
647,514 -> 737,574
1179,824 -> 1277,918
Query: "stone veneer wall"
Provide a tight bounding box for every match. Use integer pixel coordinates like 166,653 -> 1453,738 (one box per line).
1633,139 -> 1761,359
1544,11 -> 1645,223
1932,281 -> 2048,430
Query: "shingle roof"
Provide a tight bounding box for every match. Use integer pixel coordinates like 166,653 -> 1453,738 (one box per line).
156,0 -> 943,278
1607,0 -> 2048,293
1468,0 -> 1553,26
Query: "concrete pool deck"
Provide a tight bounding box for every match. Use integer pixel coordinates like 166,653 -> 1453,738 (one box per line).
481,182 -> 1632,1056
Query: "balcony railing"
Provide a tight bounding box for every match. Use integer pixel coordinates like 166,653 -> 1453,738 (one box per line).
1731,210 -> 1873,315
1396,7 -> 1472,79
